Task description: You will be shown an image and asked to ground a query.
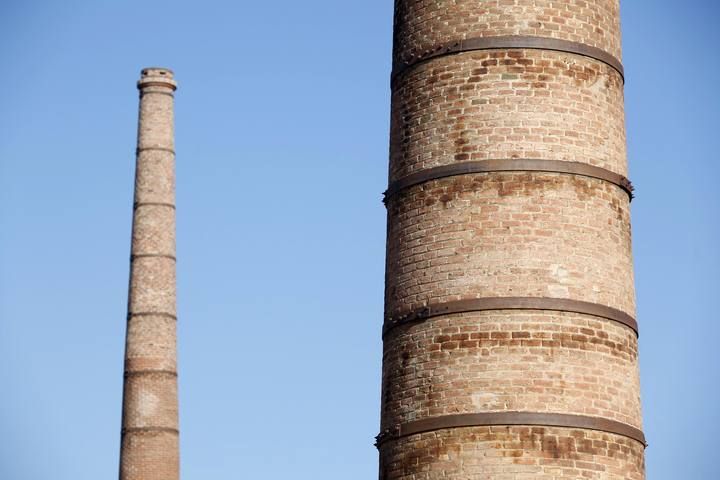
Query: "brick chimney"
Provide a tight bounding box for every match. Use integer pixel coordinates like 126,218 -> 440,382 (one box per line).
377,1 -> 645,478
120,67 -> 179,480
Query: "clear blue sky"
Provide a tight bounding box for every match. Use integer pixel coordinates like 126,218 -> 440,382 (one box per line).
0,1 -> 717,478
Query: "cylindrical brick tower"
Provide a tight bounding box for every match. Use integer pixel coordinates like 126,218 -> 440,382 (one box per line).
120,67 -> 179,480
377,1 -> 645,478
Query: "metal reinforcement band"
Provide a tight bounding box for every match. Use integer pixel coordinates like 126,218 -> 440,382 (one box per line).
392,35 -> 624,83
131,253 -> 177,262
134,202 -> 176,210
383,159 -> 634,203
124,369 -> 178,378
383,297 -> 638,337
375,412 -> 646,447
122,426 -> 179,436
137,146 -> 175,155
128,311 -> 177,321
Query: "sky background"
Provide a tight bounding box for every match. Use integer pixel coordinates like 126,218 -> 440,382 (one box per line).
0,1 -> 717,479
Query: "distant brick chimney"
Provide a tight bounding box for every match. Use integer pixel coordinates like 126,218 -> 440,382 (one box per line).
120,67 -> 179,480
377,1 -> 645,478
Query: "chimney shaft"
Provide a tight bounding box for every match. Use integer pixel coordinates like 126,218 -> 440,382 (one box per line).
378,1 -> 645,478
120,67 -> 179,480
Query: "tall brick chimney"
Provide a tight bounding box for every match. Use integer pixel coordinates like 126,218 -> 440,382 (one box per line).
120,67 -> 179,480
377,1 -> 645,478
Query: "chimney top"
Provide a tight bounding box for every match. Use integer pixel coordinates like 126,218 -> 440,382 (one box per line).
137,67 -> 177,90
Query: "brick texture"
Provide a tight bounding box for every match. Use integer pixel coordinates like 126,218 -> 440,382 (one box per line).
389,50 -> 627,181
385,174 -> 635,316
393,0 -> 622,65
379,426 -> 644,480
382,312 -> 641,429
120,68 -> 179,480
380,1 -> 644,478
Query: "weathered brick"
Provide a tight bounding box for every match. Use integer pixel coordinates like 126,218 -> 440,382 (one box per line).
380,1 -> 643,478
120,67 -> 179,480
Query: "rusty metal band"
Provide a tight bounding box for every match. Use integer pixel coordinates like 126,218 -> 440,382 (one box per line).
131,253 -> 177,262
127,312 -> 177,321
392,35 -> 624,83
134,202 -> 176,210
384,297 -> 637,337
383,159 -> 634,202
375,412 -> 645,447
124,369 -> 177,378
122,426 -> 179,436
137,146 -> 175,155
